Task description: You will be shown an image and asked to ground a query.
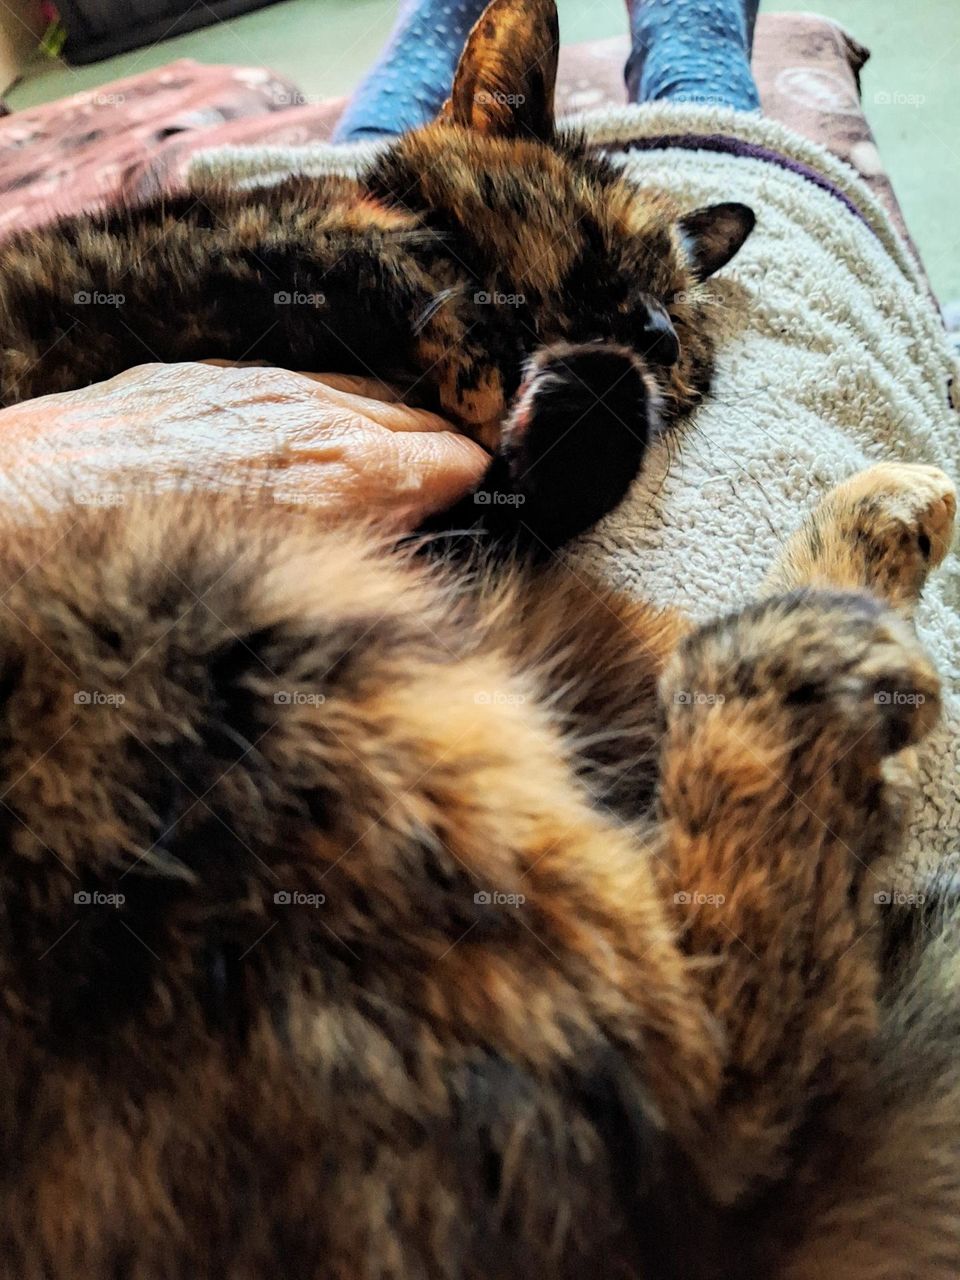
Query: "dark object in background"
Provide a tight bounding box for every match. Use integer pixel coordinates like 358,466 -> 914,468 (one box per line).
55,0 -> 283,65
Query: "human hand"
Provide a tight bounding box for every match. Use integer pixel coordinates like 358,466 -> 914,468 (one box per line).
0,362 -> 489,529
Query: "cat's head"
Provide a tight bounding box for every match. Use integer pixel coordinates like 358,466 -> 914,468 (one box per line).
369,0 -> 755,409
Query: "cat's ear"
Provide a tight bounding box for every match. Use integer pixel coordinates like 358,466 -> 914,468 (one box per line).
677,203 -> 756,281
439,0 -> 560,143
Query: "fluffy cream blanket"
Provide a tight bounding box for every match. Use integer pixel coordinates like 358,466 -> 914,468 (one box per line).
190,103 -> 960,880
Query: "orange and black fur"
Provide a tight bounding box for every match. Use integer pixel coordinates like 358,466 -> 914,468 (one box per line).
0,453 -> 958,1280
1,2 -> 960,1277
0,0 -> 753,549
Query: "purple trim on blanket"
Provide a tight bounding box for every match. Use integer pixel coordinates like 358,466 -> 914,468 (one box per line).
607,133 -> 875,236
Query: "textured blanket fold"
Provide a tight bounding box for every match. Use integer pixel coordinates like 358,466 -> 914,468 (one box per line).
189,103 -> 960,878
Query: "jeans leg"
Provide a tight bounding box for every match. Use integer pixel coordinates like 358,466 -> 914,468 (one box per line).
333,0 -> 492,142
624,0 -> 761,111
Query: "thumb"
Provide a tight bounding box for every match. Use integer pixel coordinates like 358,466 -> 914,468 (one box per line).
380,429 -> 490,528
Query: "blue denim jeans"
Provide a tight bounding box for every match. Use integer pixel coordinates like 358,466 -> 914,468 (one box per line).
333,0 -> 761,143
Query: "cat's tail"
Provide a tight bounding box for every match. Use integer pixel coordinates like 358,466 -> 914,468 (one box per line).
417,341 -> 660,556
782,871 -> 960,1280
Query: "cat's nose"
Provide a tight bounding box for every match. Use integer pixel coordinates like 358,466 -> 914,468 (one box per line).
642,304 -> 680,367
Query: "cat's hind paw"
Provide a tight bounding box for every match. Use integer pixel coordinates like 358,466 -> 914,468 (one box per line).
662,589 -> 940,841
768,462 -> 956,613
828,462 -> 956,571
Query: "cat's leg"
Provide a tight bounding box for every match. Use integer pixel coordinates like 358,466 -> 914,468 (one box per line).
657,594 -> 939,1204
332,0 -> 493,141
761,460 -> 956,821
652,465 -> 954,1209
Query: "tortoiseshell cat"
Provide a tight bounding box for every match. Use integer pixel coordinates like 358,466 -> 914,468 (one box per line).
0,453 -> 957,1280
0,0 -> 754,548
0,2 -> 959,1277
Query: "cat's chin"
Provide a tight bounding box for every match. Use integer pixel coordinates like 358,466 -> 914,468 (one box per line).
506,341 -> 661,450
417,341 -> 656,556
502,341 -> 656,539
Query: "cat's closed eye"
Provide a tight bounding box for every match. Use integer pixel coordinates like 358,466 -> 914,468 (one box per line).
636,298 -> 680,367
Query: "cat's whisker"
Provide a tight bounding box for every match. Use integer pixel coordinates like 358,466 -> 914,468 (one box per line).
413,286 -> 466,335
